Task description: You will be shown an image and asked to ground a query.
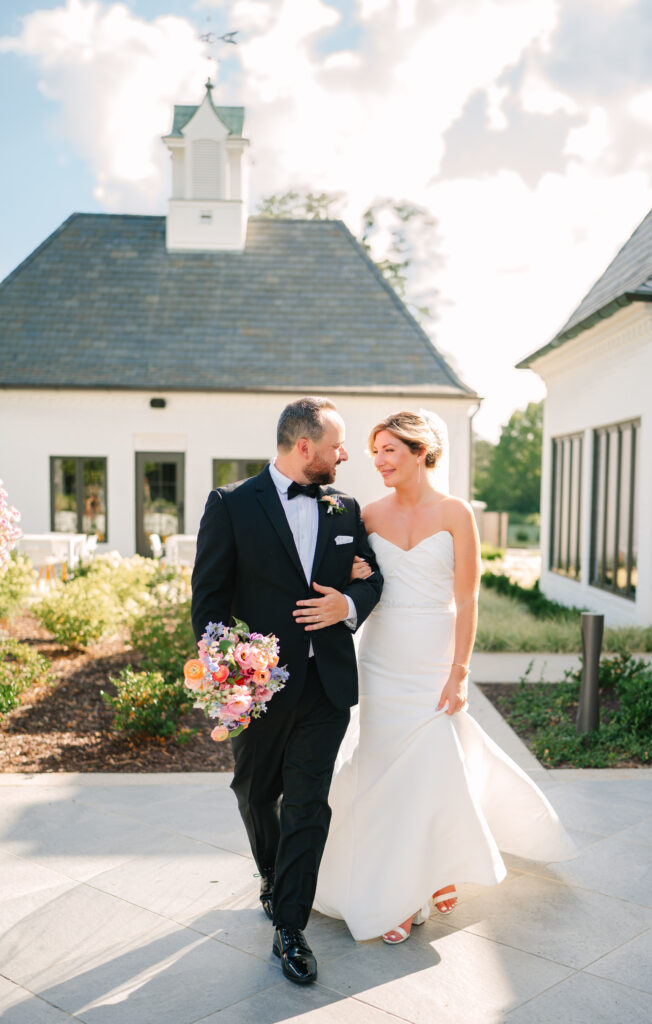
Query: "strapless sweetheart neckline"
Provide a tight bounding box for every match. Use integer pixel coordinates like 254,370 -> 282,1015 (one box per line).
369,530 -> 452,553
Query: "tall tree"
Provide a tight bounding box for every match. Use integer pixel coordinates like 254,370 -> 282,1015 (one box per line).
472,436 -> 495,501
475,402 -> 543,514
256,190 -> 344,220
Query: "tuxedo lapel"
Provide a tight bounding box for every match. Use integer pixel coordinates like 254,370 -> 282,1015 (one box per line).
310,491 -> 335,582
255,467 -> 306,582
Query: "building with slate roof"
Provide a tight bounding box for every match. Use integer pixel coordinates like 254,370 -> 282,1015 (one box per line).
518,208 -> 652,626
0,84 -> 478,557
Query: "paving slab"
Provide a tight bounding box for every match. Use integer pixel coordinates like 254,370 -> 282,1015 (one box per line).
1,725 -> 651,1023
503,969 -> 652,1024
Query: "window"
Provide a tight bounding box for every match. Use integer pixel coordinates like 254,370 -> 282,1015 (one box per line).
550,434 -> 583,580
50,457 -> 107,541
213,459 -> 267,489
590,420 -> 639,598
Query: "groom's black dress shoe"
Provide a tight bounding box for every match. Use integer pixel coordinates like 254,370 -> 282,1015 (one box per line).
259,868 -> 275,921
272,927 -> 318,984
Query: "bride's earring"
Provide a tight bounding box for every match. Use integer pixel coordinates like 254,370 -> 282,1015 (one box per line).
418,460 -> 421,483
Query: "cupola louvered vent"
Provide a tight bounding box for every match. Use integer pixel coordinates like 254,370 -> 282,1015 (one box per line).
192,139 -> 221,199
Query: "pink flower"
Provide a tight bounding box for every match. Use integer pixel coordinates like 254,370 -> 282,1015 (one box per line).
210,725 -> 229,742
233,642 -> 253,668
253,667 -> 270,685
255,686 -> 273,703
220,695 -> 253,719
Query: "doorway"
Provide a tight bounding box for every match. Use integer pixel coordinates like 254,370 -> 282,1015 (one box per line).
135,452 -> 185,557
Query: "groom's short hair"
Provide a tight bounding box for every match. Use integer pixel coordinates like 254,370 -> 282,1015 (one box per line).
277,396 -> 337,450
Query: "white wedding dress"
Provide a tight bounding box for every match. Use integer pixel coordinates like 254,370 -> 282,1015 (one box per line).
314,530 -> 576,941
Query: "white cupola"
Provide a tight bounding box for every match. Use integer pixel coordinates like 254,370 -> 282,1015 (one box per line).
163,80 -> 249,251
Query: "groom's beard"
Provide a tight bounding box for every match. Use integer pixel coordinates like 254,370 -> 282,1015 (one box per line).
305,455 -> 340,486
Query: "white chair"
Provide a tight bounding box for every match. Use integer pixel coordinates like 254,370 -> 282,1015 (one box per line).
164,534 -> 197,567
149,533 -> 163,559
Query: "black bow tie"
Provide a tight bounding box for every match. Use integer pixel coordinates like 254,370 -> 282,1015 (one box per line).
287,481 -> 321,500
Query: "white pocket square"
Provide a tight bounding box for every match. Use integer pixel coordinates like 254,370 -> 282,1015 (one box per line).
335,535 -> 354,545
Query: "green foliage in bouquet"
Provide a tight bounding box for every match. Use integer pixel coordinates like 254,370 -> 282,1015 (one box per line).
0,554 -> 35,620
102,667 -> 194,738
0,638 -> 53,716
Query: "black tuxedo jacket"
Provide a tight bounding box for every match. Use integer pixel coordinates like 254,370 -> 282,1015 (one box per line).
191,466 -> 383,712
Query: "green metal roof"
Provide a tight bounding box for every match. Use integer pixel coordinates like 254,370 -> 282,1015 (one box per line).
168,102 -> 245,138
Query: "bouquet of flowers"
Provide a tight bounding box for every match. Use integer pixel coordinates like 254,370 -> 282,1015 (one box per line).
183,618 -> 289,741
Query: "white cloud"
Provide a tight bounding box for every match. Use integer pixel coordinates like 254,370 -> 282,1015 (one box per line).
628,88 -> 652,127
564,106 -> 611,163
4,0 -> 652,439
519,71 -> 578,116
1,0 -> 213,209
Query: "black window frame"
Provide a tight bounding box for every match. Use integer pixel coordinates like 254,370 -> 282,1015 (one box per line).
589,419 -> 639,600
50,456 -> 108,541
549,432 -> 583,581
212,458 -> 268,489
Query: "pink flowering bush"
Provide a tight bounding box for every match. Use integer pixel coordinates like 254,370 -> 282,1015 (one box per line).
0,480 -> 22,573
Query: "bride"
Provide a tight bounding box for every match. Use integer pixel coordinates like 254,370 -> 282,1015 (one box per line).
313,410 -> 575,943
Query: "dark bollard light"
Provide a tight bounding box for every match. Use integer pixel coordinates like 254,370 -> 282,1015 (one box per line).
576,613 -> 604,733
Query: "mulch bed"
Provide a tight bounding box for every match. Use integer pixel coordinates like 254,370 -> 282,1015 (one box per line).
0,611 -> 234,774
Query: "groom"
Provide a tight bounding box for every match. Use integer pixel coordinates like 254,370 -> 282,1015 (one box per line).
191,397 -> 382,984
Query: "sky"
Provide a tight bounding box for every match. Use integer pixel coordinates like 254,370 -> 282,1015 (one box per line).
1,0 -> 652,440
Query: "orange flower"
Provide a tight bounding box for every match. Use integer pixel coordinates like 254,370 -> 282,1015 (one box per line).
211,665 -> 229,684
253,668 -> 270,685
210,725 -> 229,742
184,659 -> 204,681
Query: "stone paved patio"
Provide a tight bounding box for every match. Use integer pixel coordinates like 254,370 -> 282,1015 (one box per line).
1,682 -> 650,1024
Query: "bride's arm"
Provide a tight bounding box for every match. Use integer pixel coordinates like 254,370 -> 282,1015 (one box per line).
436,501 -> 481,715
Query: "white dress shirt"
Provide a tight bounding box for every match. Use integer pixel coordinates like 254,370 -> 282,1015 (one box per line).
268,462 -> 357,646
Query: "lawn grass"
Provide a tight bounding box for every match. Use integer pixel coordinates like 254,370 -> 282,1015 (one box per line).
476,585 -> 652,653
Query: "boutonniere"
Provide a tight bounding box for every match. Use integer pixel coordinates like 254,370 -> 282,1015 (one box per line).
319,494 -> 345,516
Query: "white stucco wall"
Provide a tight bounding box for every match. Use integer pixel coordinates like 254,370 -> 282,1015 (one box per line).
0,388 -> 476,557
532,303 -> 652,626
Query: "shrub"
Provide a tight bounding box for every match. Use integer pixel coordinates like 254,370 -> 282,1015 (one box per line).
481,571 -> 580,621
0,638 -> 53,716
34,556 -> 189,649
494,653 -> 652,767
0,554 -> 35,620
36,578 -> 118,649
102,667 -> 194,738
567,653 -> 652,735
129,596 -> 196,683
480,543 -> 504,562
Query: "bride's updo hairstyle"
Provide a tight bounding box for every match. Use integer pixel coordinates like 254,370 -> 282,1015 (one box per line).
368,411 -> 443,468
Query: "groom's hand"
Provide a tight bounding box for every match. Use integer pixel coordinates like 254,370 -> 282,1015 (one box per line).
293,582 -> 350,631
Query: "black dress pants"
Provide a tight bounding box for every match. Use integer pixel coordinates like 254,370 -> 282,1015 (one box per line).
230,659 -> 350,929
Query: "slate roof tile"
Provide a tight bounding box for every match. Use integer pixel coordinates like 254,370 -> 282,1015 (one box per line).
0,213 -> 474,395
